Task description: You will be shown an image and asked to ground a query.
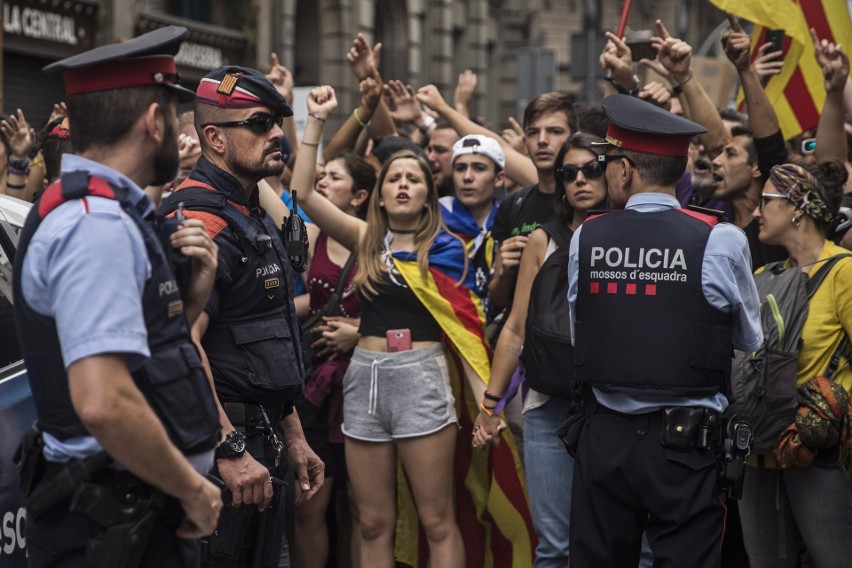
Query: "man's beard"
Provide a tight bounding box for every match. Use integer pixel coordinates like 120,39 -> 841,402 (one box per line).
152,120 -> 179,186
231,142 -> 285,182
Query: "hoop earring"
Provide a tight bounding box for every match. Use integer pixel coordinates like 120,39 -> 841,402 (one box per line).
562,193 -> 568,203
791,217 -> 801,228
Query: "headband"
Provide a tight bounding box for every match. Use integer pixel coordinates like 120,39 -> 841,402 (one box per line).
768,163 -> 834,224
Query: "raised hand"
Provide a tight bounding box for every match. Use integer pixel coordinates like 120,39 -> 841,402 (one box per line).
359,76 -> 382,114
347,33 -> 382,81
600,31 -> 636,88
501,116 -> 527,155
811,27 -> 849,93
638,81 -> 673,111
307,85 -> 338,120
1,109 -> 35,160
265,52 -> 295,105
383,80 -> 423,123
751,43 -> 785,86
416,84 -> 449,114
721,14 -> 753,73
47,102 -> 68,125
651,19 -> 692,79
454,69 -> 478,115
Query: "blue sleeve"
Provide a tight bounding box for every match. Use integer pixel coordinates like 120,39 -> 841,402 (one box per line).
22,199 -> 151,369
702,223 -> 763,352
567,224 -> 583,345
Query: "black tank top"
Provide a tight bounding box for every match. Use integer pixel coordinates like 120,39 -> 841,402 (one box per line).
358,269 -> 443,341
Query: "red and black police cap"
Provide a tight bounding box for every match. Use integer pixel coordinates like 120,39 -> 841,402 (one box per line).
196,66 -> 293,118
596,94 -> 706,157
43,26 -> 195,103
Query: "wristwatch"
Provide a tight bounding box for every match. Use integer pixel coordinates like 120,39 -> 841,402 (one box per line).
215,430 -> 246,460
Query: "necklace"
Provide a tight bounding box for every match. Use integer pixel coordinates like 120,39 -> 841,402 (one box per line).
388,227 -> 417,234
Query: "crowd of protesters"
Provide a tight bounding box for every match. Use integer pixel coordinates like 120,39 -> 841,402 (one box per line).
4,9 -> 852,568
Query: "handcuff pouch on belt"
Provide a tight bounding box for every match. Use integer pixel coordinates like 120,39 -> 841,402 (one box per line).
659,407 -> 718,452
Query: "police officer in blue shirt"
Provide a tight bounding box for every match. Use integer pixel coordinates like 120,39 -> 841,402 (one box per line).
13,27 -> 223,567
566,95 -> 762,567
160,67 -> 324,567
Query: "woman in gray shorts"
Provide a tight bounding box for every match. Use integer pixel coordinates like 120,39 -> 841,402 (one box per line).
287,86 -> 502,568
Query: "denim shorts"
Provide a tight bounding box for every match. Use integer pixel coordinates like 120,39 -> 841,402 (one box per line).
341,343 -> 457,442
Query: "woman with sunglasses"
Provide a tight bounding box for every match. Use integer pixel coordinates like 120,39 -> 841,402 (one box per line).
473,133 -> 607,567
740,160 -> 852,568
287,85 -> 534,568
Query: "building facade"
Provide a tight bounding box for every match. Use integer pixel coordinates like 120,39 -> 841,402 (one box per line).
2,0 -> 729,137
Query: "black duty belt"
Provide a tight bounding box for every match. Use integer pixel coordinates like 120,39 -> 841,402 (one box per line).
222,402 -> 284,432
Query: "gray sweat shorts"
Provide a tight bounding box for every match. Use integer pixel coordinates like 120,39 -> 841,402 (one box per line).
341,343 -> 458,442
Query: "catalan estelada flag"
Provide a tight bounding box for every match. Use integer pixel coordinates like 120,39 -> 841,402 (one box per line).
390,231 -> 536,567
710,0 -> 852,140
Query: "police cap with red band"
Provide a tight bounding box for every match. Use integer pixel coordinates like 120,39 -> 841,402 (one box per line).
43,26 -> 195,103
196,66 -> 293,118
596,94 -> 706,157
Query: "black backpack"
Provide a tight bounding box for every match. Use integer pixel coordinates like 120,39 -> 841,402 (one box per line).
521,220 -> 575,399
726,254 -> 852,454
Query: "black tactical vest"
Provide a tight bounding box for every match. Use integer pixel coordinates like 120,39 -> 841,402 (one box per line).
575,208 -> 733,397
13,171 -> 220,455
160,177 -> 304,406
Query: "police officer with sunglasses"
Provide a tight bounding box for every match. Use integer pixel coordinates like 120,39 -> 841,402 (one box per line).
160,67 -> 324,567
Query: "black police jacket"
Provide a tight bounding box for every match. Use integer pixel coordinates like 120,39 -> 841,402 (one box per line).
161,157 -> 305,408
12,171 -> 220,455
575,208 -> 733,397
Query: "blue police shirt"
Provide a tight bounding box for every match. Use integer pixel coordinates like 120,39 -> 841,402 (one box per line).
21,155 -> 213,472
567,192 -> 762,413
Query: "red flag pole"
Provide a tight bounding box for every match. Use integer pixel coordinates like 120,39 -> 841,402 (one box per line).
616,0 -> 633,38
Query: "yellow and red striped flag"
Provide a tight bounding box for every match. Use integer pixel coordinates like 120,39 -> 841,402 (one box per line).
389,231 -> 537,567
711,0 -> 852,140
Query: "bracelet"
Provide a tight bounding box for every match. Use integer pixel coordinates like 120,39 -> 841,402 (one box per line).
418,115 -> 436,134
308,113 -> 326,123
611,74 -> 641,96
5,181 -> 25,190
675,71 -> 694,88
670,84 -> 683,97
483,390 -> 502,403
353,107 -> 372,128
8,156 -> 30,176
301,141 -> 320,146
479,400 -> 496,417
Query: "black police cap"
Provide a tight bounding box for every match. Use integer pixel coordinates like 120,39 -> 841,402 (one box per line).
598,94 -> 707,156
196,66 -> 293,118
43,26 -> 195,103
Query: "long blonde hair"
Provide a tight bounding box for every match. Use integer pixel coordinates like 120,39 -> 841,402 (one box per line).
355,150 -> 465,298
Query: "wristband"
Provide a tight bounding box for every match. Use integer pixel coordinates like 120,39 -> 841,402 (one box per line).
353,108 -> 372,128
483,390 -> 502,403
308,113 -> 326,123
5,181 -> 25,190
8,156 -> 30,176
479,400 -> 496,417
674,71 -> 694,88
611,75 -> 641,96
418,115 -> 436,134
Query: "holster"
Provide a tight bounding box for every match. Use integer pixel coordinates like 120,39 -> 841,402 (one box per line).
556,382 -> 589,457
13,422 -> 45,497
200,492 -> 255,567
24,450 -> 112,520
69,479 -> 164,568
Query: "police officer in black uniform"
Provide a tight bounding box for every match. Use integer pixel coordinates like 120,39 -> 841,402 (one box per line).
566,95 -> 763,567
159,67 -> 324,567
13,27 -> 223,567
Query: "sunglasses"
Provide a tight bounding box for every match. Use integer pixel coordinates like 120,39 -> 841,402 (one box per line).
800,138 -> 816,155
201,113 -> 284,135
555,161 -> 604,183
759,192 -> 789,211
